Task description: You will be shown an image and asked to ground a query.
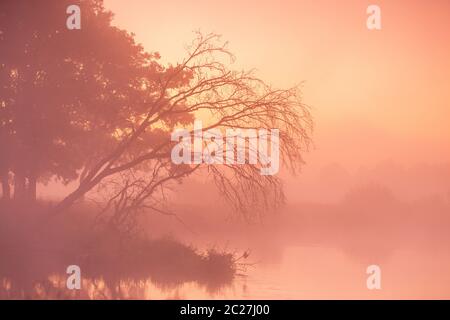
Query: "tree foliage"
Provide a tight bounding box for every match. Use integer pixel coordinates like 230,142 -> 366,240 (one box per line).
0,1 -> 312,226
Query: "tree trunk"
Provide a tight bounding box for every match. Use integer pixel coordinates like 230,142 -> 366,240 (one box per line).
27,175 -> 37,202
14,172 -> 26,201
1,173 -> 10,201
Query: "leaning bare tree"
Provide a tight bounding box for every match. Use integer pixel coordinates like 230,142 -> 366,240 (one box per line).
50,32 -> 312,229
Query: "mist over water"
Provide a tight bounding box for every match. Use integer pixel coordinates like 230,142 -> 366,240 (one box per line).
103,162 -> 450,299
1,0 -> 450,300
2,160 -> 450,299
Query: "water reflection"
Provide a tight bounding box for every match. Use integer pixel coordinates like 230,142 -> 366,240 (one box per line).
0,274 -> 237,299
3,244 -> 450,299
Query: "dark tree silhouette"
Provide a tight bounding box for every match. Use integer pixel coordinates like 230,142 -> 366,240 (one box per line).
0,0 -> 163,202
0,0 -> 312,225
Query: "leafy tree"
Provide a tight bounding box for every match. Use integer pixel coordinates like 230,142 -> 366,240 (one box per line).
1,1 -> 312,226
0,0 -> 164,201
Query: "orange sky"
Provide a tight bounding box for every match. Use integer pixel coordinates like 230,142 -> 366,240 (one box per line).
104,0 -> 450,170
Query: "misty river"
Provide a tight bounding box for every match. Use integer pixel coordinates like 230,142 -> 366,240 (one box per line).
145,245 -> 450,300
